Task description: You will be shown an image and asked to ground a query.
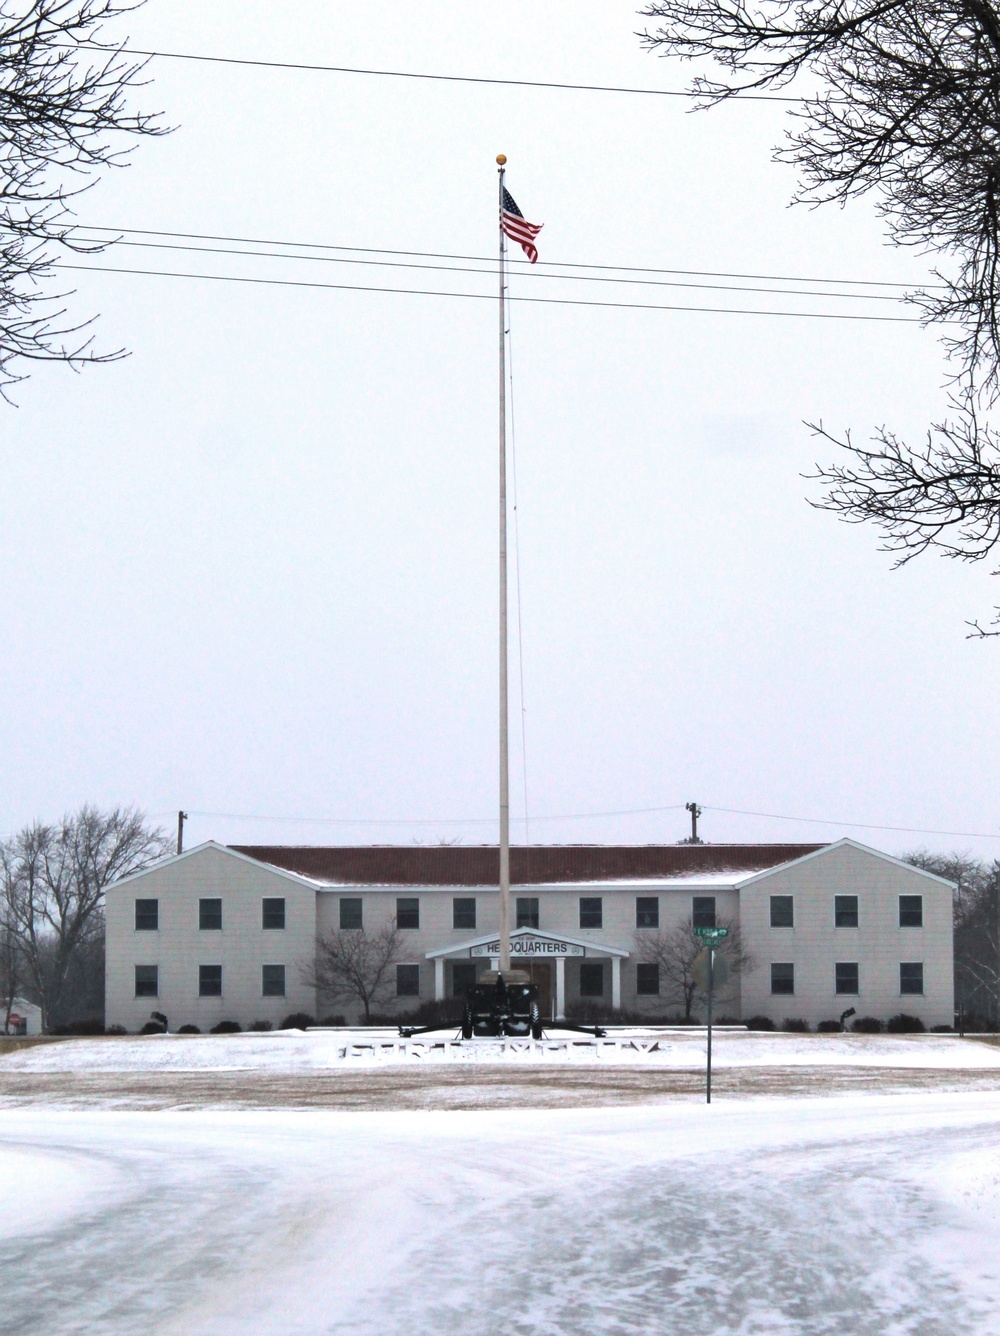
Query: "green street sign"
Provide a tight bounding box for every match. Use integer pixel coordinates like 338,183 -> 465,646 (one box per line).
694,926 -> 729,941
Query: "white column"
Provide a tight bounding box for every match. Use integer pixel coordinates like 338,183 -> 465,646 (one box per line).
434,958 -> 445,1001
555,956 -> 566,1020
611,956 -> 621,1011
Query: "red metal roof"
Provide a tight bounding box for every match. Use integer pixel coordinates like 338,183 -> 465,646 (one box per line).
229,843 -> 825,886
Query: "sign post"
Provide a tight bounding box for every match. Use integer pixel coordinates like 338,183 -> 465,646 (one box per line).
694,926 -> 729,1104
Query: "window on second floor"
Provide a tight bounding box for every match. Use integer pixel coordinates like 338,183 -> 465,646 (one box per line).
516,897 -> 539,929
453,897 -> 476,930
339,898 -> 363,930
692,897 -> 716,929
636,897 -> 659,929
135,898 -> 158,931
262,898 -> 285,930
579,897 -> 603,930
835,895 -> 859,928
899,895 -> 923,928
199,898 -> 222,931
396,898 -> 420,930
770,896 -> 794,928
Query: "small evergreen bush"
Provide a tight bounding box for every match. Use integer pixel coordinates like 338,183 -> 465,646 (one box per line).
140,1020 -> 165,1035
247,1020 -> 273,1032
210,1020 -> 242,1034
318,1015 -> 346,1027
887,1013 -> 925,1034
105,1024 -> 127,1035
279,1012 -> 315,1030
177,1024 -> 200,1034
744,1015 -> 776,1031
817,1020 -> 842,1032
852,1016 -> 883,1033
783,1018 -> 810,1032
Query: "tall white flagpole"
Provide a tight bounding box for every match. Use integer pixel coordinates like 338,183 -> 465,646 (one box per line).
496,153 -> 511,975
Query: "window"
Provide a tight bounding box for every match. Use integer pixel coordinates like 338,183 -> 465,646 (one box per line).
900,962 -> 924,995
516,897 -> 539,929
636,897 -> 659,929
452,961 -> 478,996
199,898 -> 222,931
771,962 -> 795,995
579,897 -> 603,930
692,897 -> 716,929
835,962 -> 859,995
262,964 -> 286,997
579,962 -> 605,997
835,895 -> 859,928
770,896 -> 794,928
262,898 -> 285,930
396,964 -> 420,997
340,898 -> 363,930
135,899 -> 158,931
396,898 -> 420,930
899,895 -> 923,927
134,964 -> 158,997
199,965 -> 222,997
636,962 -> 660,996
453,897 -> 476,930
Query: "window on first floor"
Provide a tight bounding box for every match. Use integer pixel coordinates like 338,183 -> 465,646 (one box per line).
692,897 -> 716,929
636,897 -> 659,929
579,962 -> 605,997
396,898 -> 420,930
835,895 -> 859,928
199,898 -> 222,931
453,897 -> 476,930
835,962 -> 859,995
770,896 -> 794,928
262,898 -> 286,930
396,963 -> 421,997
516,897 -> 539,929
771,962 -> 795,995
900,962 -> 924,995
636,962 -> 659,996
135,898 -> 158,931
899,895 -> 924,928
261,964 -> 286,997
452,961 -> 478,996
579,897 -> 603,930
199,964 -> 223,997
340,898 -> 363,930
134,964 -> 158,997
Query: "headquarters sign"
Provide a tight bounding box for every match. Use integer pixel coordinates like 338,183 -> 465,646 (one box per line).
470,935 -> 585,959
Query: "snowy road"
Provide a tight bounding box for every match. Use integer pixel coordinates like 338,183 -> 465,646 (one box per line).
3,1094 -> 1000,1335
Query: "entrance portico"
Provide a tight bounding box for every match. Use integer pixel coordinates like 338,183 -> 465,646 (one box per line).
427,927 -> 629,1019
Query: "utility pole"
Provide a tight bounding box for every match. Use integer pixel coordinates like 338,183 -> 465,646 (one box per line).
496,153 -> 511,976
685,801 -> 703,845
176,811 -> 187,856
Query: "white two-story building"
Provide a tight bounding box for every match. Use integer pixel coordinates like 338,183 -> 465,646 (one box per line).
104,837 -> 955,1030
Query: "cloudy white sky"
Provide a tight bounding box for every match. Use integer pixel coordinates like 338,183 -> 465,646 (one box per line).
1,1 -> 997,859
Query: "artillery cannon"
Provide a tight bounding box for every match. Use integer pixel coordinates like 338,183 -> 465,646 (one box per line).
398,969 -> 606,1040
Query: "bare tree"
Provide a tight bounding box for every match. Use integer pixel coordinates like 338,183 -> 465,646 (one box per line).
635,915 -> 752,1020
0,870 -> 22,1032
2,804 -> 169,1027
906,849 -> 1000,1022
305,920 -> 403,1023
0,1 -> 165,395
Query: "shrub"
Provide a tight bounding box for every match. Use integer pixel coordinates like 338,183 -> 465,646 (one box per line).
177,1024 -> 201,1034
930,1024 -> 953,1032
817,1020 -> 842,1032
714,1015 -> 742,1026
279,1012 -> 315,1031
247,1020 -> 273,1032
210,1020 -> 242,1034
105,1024 -> 127,1036
140,1020 -> 165,1035
318,1014 -> 346,1027
852,1016 -> 883,1033
887,1013 -> 926,1034
783,1018 -> 810,1032
744,1016 -> 776,1031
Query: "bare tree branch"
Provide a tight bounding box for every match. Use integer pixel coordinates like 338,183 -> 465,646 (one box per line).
303,920 -> 403,1024
634,914 -> 752,1020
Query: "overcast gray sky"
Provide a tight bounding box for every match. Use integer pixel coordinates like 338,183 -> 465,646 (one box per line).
1,1 -> 996,860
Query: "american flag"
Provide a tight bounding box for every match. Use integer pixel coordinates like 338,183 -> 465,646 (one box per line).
501,187 -> 543,263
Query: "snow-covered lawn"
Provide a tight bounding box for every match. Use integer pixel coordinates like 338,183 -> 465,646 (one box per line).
4,1027 -> 1000,1072
2,1094 -> 1000,1334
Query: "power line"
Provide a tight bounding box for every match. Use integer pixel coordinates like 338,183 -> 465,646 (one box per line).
73,42 -> 807,104
79,224 -> 936,290
85,237 -> 909,305
59,262 -> 925,323
705,804 -> 999,841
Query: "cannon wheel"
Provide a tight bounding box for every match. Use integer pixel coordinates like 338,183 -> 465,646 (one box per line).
461,1006 -> 474,1040
530,1001 -> 543,1041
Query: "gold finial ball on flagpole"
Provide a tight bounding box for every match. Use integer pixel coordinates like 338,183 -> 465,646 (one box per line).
496,154 -> 507,165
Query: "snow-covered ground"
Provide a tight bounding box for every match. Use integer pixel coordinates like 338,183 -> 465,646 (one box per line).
5,1027 -> 1000,1072
2,1094 -> 1000,1335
